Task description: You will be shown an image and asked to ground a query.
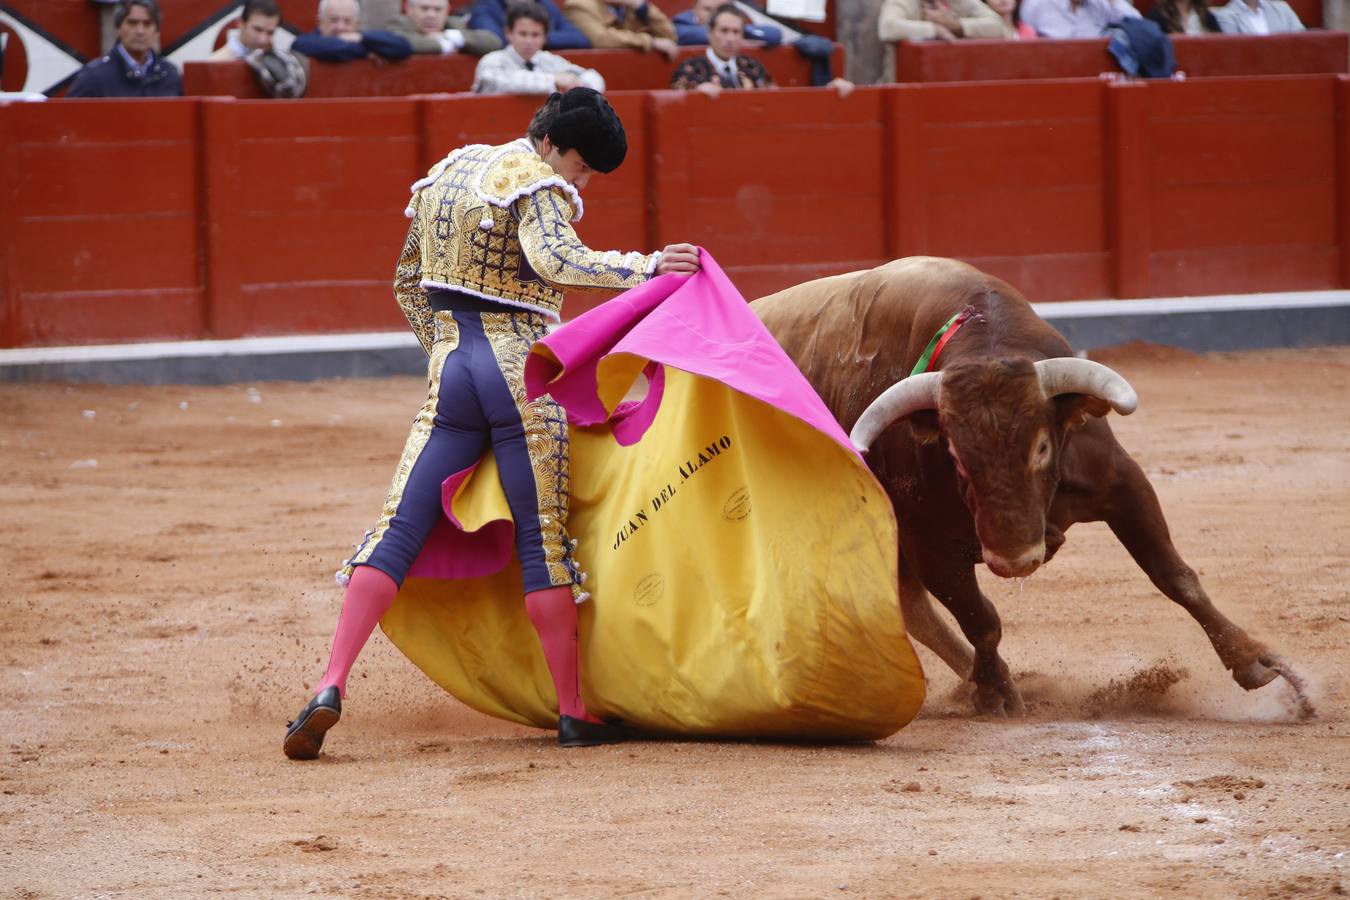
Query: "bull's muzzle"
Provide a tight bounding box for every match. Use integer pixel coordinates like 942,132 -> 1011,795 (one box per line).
982,543 -> 1046,578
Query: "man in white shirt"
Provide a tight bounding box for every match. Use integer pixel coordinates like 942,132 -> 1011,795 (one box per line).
473,2 -> 605,93
1019,0 -> 1140,37
212,0 -> 282,59
1212,0 -> 1304,33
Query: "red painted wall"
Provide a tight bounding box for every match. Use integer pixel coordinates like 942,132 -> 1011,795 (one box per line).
895,32 -> 1348,83
4,76 -> 1350,348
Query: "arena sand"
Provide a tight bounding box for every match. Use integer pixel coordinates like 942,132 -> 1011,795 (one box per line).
1,345 -> 1347,898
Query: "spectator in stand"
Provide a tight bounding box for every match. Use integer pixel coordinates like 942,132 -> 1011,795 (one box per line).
986,0 -> 1039,37
563,0 -> 680,61
67,0 -> 182,97
292,0 -> 415,62
1211,0 -> 1303,32
212,0 -> 283,59
671,4 -> 851,95
1018,0 -> 1139,38
879,0 -> 1009,41
676,0 -> 845,87
1145,0 -> 1218,31
474,2 -> 605,92
469,0 -> 593,49
388,0 -> 504,55
674,0 -> 781,44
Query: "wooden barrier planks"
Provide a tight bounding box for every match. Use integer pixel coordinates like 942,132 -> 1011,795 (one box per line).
895,32 -> 1349,84
200,97 -> 420,337
886,80 -> 1110,300
1,98 -> 203,346
649,86 -> 886,299
4,75 -> 1350,347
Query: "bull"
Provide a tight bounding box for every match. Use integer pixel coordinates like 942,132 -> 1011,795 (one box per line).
753,256 -> 1309,717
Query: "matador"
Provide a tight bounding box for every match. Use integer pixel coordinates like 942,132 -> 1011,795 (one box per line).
284,88 -> 700,760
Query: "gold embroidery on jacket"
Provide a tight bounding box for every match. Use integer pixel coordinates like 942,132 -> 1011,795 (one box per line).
394,221 -> 435,356
410,141 -> 658,320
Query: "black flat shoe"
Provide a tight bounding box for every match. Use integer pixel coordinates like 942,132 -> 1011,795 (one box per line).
283,686 -> 341,760
558,714 -> 632,748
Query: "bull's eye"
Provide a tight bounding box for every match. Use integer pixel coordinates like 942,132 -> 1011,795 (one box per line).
1031,433 -> 1052,469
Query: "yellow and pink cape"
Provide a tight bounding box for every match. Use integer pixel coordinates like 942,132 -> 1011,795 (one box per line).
381,253 -> 926,741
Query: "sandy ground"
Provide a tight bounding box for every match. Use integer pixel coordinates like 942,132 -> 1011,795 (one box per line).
1,344 -> 1347,899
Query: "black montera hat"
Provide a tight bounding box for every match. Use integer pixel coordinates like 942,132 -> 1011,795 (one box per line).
546,87 -> 627,174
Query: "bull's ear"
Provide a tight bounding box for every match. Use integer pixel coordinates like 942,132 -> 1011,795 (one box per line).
1054,394 -> 1110,431
907,409 -> 942,444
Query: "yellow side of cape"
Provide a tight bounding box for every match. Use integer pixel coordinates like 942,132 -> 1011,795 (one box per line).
382,367 -> 925,741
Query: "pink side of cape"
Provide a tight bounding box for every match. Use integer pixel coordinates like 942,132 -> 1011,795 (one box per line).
407,250 -> 855,581
524,249 -> 856,453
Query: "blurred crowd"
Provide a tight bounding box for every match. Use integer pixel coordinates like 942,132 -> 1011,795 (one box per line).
50,0 -> 1311,99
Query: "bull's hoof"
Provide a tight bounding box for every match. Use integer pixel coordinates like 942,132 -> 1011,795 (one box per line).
1231,657 -> 1280,691
1259,653 -> 1317,721
972,681 -> 1025,718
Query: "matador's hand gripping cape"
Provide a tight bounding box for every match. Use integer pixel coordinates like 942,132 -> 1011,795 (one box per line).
379,250 -> 927,742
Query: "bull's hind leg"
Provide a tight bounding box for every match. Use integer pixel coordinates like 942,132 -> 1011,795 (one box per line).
921,562 -> 1024,716
899,551 -> 974,680
1103,452 -> 1285,691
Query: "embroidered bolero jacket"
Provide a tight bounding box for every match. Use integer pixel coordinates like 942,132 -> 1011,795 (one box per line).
395,139 -> 660,353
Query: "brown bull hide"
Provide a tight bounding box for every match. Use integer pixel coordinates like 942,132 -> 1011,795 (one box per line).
752,257 -> 1305,718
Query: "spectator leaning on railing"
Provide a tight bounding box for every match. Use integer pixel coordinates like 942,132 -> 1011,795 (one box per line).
469,0 -> 593,49
674,0 -> 783,45
474,1 -> 606,92
67,0 -> 182,97
563,0 -> 681,61
1211,0 -> 1304,32
1018,0 -> 1139,38
671,3 -> 852,95
292,0 -> 415,61
879,0 -> 1010,41
387,0 -> 504,55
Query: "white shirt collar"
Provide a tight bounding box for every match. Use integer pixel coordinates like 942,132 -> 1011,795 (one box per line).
704,46 -> 737,81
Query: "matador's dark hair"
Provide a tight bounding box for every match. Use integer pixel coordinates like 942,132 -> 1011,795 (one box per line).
526,87 -> 627,173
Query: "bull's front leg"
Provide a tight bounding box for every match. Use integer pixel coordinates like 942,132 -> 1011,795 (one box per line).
1102,452 -> 1313,715
920,561 -> 1024,717
898,547 -> 974,681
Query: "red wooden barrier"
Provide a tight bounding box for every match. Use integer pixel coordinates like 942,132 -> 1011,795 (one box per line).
0,99 -> 203,346
200,98 -> 420,337
183,45 -> 840,99
895,32 -> 1348,83
885,80 -> 1110,300
4,75 -> 1350,348
647,86 -> 887,299
1110,75 -> 1341,297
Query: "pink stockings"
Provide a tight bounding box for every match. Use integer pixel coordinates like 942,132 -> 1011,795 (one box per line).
524,585 -> 600,724
316,566 -> 398,698
316,567 -> 597,723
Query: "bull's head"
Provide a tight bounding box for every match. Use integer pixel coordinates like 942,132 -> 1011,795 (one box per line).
850,358 -> 1137,578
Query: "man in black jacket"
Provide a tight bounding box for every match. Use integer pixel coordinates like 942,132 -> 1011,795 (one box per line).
67,0 -> 182,98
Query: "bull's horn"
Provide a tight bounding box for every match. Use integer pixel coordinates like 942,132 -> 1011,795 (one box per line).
849,372 -> 943,451
1034,358 -> 1138,415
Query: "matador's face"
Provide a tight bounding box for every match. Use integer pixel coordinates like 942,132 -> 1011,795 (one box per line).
541,142 -> 595,190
